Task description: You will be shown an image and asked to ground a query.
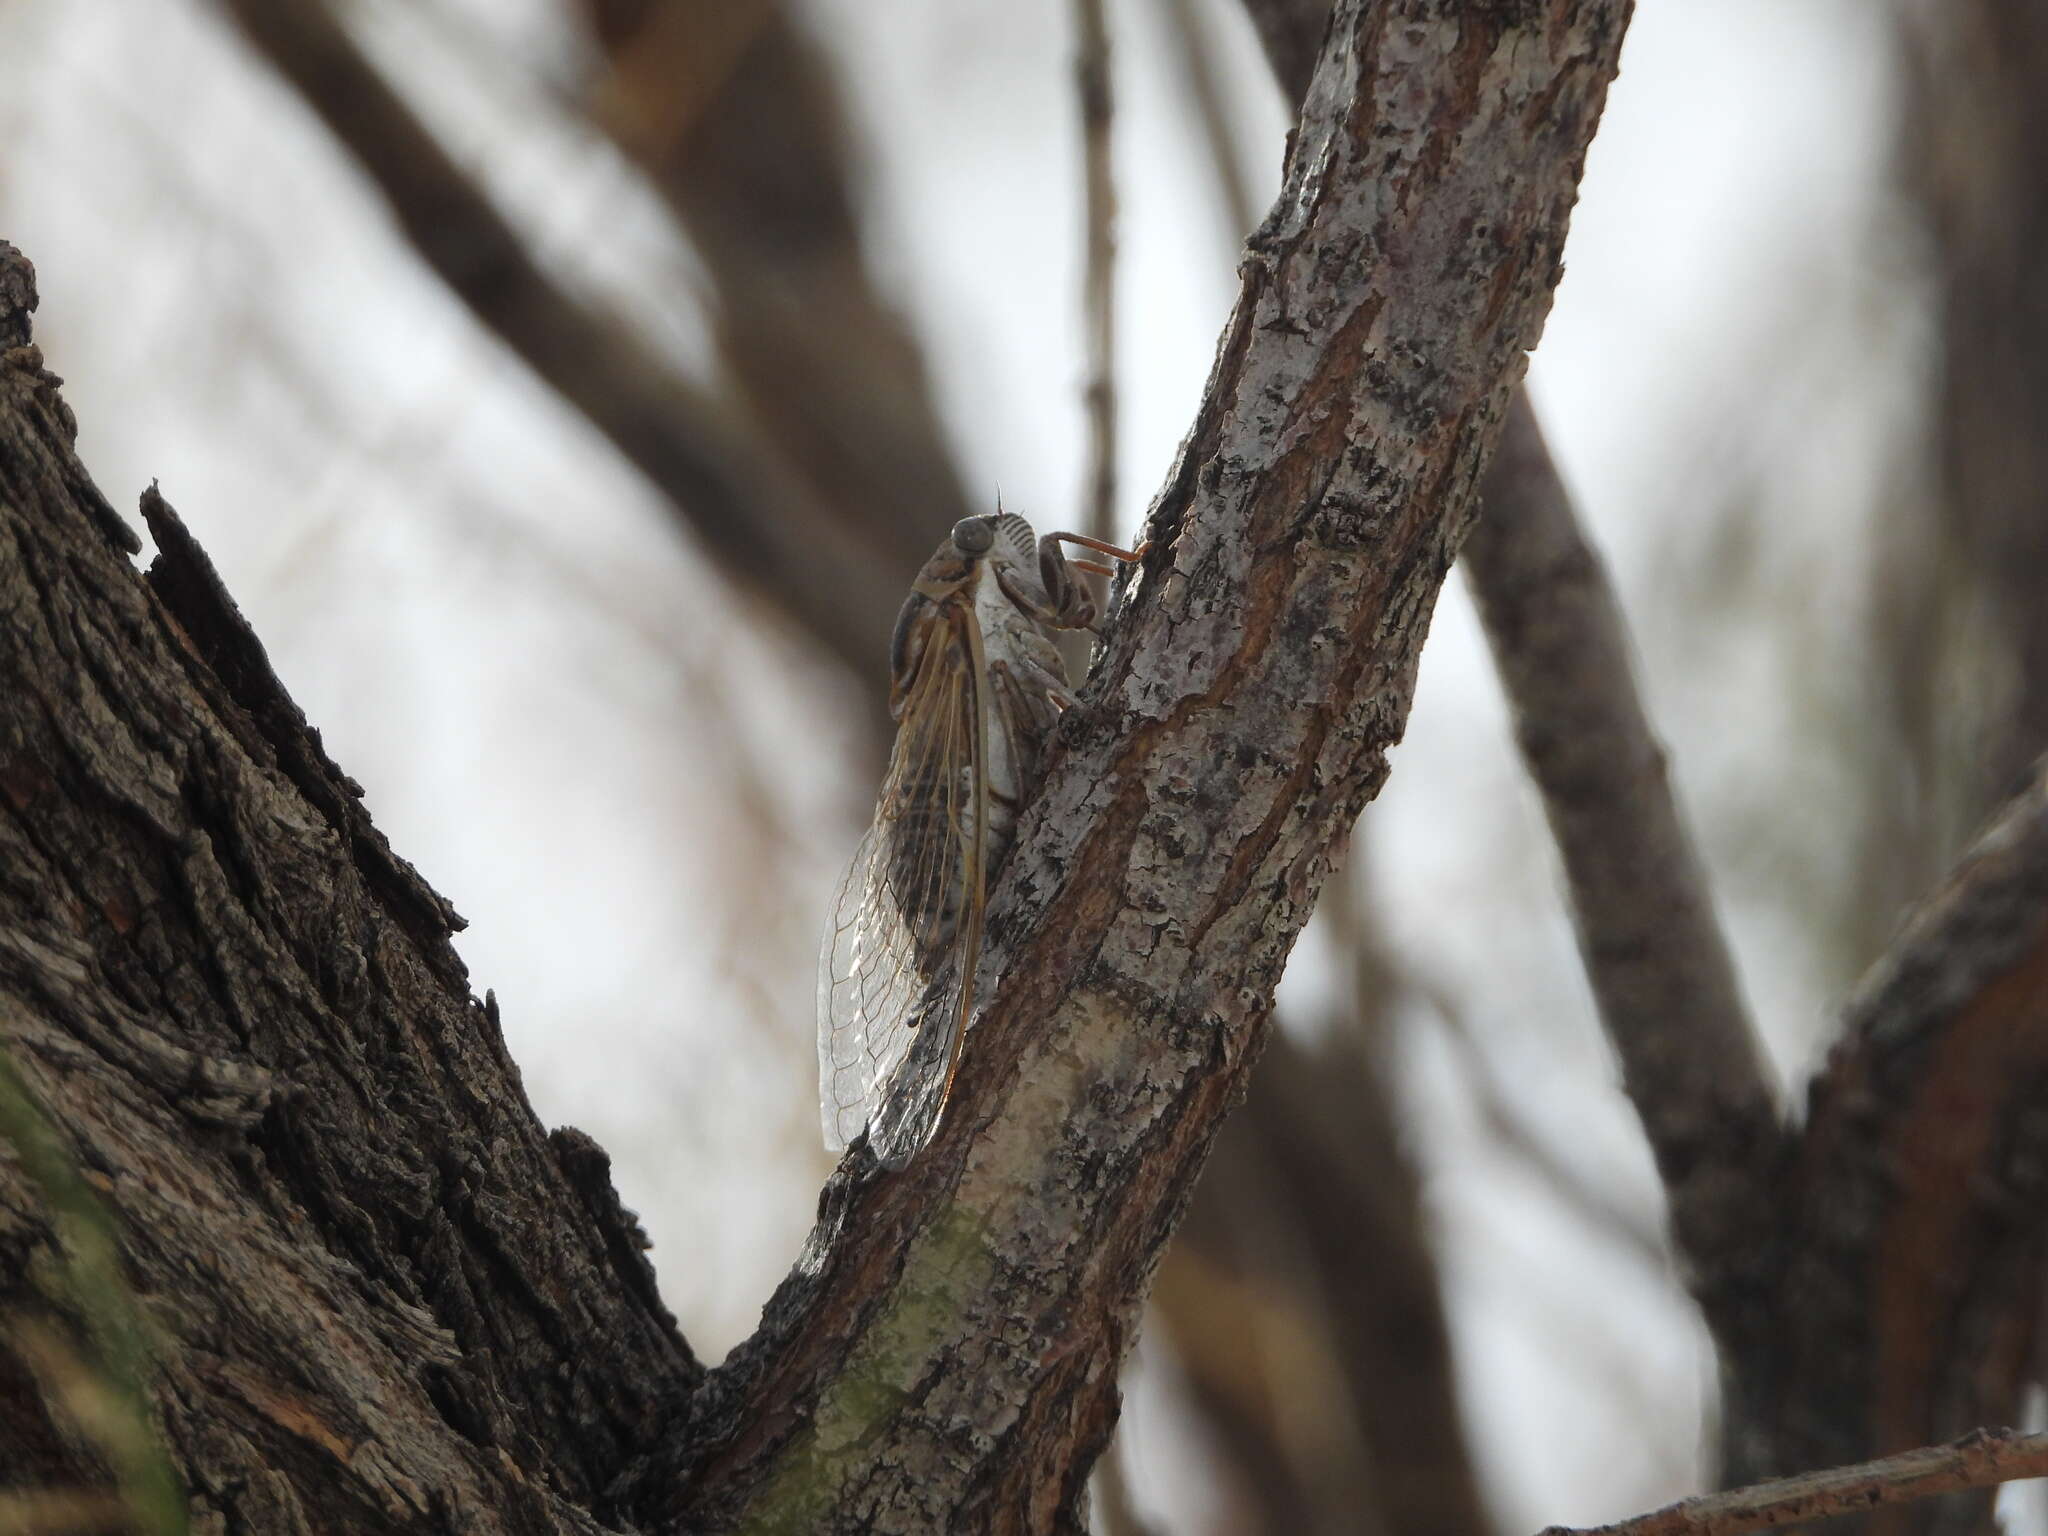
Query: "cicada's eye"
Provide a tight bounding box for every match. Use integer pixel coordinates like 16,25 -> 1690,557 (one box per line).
951,516 -> 996,556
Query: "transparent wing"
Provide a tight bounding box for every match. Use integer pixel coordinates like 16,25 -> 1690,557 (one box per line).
817,611 -> 988,1167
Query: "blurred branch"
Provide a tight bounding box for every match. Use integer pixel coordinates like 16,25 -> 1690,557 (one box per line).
1156,0 -> 1260,242
1466,392 -> 1782,1346
1236,0 -> 1327,103
1152,825 -> 1492,1534
1738,756 -> 2048,1494
1089,1443 -> 1156,1536
213,0 -> 903,684
1163,1018 -> 1496,1536
1537,1426 -> 2048,1536
579,2 -> 961,582
1903,0 -> 2048,811
1072,0 -> 1119,546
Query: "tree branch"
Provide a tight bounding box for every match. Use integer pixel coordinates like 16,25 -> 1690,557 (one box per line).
1537,1426 -> 2048,1536
1239,0 -> 1779,1379
1237,0 -> 1328,104
1155,0 -> 1261,243
1734,755 -> 2048,1490
578,2 -> 962,587
657,3 -> 1633,1526
211,0 -> 904,684
1466,391 -> 1782,1342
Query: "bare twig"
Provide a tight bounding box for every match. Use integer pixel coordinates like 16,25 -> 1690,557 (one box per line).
213,0 -> 902,684
1537,1426 -> 2048,1536
1072,0 -> 1119,547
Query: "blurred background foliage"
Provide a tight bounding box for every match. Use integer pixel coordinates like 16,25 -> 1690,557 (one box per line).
1,0 -> 2033,1529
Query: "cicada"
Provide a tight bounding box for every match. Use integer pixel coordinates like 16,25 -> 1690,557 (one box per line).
818,511 -> 1144,1168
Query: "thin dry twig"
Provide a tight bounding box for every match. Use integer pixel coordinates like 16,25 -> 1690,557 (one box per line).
1537,1426 -> 2048,1536
1072,0 -> 1119,547
213,0 -> 902,683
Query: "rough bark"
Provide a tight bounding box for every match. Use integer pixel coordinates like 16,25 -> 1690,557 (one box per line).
661,2 -> 1632,1528
0,244 -> 693,1533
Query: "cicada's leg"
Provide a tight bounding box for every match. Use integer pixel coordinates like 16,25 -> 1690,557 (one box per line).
1035,531 -> 1150,634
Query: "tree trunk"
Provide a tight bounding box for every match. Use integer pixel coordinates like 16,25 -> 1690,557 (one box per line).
0,247 -> 694,1533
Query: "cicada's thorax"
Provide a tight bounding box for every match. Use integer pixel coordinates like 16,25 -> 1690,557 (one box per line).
882,515 -> 1072,979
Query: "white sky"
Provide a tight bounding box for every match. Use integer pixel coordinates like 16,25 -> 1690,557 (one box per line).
1,1 -> 1914,1528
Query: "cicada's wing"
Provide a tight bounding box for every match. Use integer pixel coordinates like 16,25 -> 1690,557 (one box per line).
817,607 -> 989,1167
